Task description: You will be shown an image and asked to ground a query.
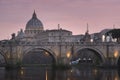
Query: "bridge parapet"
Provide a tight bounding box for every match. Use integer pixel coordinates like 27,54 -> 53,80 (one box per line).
0,40 -> 120,47
0,40 -> 120,66
18,41 -> 119,46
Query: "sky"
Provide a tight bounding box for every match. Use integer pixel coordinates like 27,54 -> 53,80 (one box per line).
0,0 -> 120,40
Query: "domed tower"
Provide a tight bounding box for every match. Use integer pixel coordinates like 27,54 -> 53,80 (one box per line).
25,11 -> 44,37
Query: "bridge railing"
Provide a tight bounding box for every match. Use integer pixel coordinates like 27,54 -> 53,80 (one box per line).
17,41 -> 119,46
0,40 -> 120,47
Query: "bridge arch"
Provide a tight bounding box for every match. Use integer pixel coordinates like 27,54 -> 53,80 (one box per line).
22,47 -> 57,65
73,47 -> 106,65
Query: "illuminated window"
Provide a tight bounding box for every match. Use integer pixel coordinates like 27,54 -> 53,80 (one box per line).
102,35 -> 105,42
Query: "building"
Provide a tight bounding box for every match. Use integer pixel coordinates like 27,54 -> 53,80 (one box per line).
16,11 -> 86,43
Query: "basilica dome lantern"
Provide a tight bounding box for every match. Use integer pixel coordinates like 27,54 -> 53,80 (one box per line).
25,11 -> 44,36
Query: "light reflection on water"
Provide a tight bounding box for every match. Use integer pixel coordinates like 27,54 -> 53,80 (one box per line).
0,67 -> 120,80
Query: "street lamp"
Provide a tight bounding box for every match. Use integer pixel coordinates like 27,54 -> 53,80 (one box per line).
90,39 -> 93,42
66,51 -> 71,65
45,51 -> 49,56
113,50 -> 119,66
114,50 -> 119,58
67,52 -> 71,58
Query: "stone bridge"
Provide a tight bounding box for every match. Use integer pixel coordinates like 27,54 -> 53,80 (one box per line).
0,40 -> 120,66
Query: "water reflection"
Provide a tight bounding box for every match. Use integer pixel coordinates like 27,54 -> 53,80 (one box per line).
0,67 -> 120,80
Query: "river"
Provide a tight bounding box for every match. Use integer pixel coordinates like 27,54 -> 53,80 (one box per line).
0,67 -> 120,80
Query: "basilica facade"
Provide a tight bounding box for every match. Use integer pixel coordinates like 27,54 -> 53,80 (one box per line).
11,11 -> 119,44
15,11 -> 86,43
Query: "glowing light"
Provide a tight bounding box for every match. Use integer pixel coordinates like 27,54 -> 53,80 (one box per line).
114,50 -> 119,58
90,39 -> 93,42
45,52 -> 49,56
67,52 -> 71,58
20,70 -> 24,75
114,76 -> 118,80
46,70 -> 48,80
102,35 -> 105,42
93,69 -> 98,75
67,78 -> 70,80
112,38 -> 117,42
70,70 -> 73,73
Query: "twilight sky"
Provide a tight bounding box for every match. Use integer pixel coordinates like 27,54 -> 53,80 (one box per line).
0,0 -> 120,40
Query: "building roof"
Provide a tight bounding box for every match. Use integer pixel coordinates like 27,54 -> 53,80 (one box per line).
26,11 -> 43,30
